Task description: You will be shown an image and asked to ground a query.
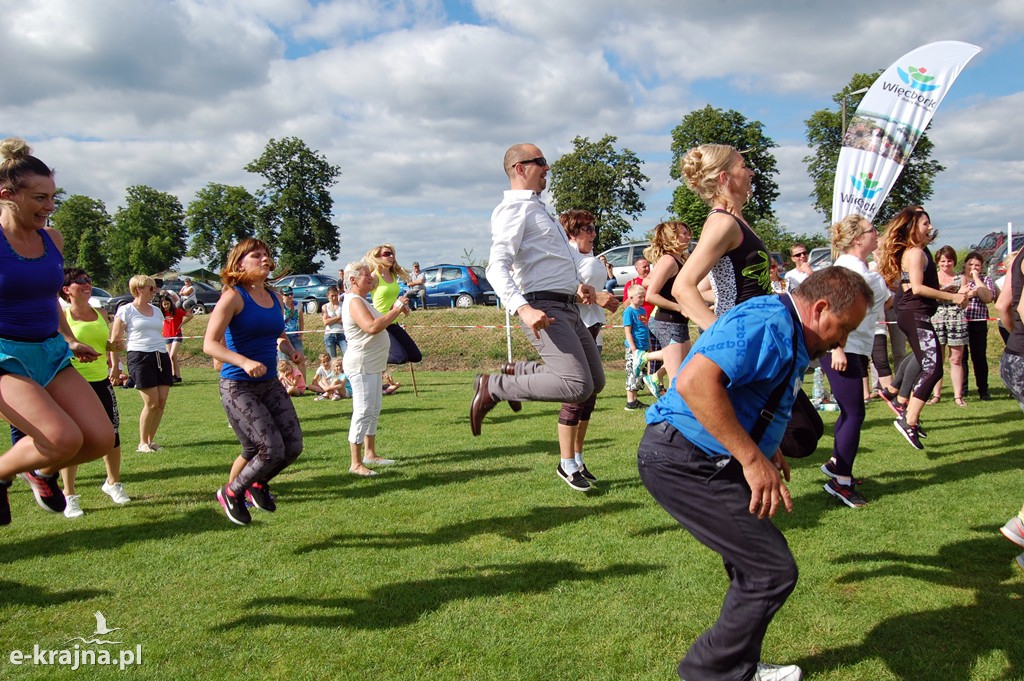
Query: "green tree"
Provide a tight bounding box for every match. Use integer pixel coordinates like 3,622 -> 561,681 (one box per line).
549,134 -> 649,252
49,194 -> 113,284
245,137 -> 341,273
185,183 -> 260,270
804,72 -> 946,226
668,105 -> 780,236
108,185 -> 187,286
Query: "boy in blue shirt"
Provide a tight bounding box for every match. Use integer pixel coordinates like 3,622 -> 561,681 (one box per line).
623,284 -> 652,410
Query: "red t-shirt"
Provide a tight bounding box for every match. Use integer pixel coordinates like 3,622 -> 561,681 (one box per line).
162,308 -> 187,338
622,276 -> 655,318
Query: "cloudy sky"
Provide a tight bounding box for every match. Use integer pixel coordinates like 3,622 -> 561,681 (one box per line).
3,0 -> 1023,273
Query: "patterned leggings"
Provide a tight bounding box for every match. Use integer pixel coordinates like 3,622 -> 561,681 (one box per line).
219,378 -> 303,496
1000,352 -> 1024,413
896,309 -> 943,401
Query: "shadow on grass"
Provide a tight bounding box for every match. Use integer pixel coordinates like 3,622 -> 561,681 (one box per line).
798,535 -> 1024,680
0,508 -> 237,567
0,580 -> 107,609
123,463 -> 227,483
214,560 -> 662,631
294,500 -> 643,553
276,465 -> 532,502
394,439 -> 558,465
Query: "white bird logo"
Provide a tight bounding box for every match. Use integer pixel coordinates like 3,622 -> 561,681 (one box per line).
93,611 -> 120,636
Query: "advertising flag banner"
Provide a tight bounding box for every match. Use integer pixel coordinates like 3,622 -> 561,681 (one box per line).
831,41 -> 981,222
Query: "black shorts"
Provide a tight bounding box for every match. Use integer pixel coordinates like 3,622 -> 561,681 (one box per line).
127,350 -> 173,389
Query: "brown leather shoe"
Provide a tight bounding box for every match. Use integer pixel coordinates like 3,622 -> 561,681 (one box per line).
500,362 -> 516,375
471,374 -> 497,436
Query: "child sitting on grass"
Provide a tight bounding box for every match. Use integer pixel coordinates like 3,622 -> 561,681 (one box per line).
278,359 -> 307,397
623,284 -> 654,410
316,356 -> 350,401
382,370 -> 400,395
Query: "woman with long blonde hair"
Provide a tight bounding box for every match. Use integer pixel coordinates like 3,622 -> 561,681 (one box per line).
877,206 -> 966,450
366,243 -> 422,365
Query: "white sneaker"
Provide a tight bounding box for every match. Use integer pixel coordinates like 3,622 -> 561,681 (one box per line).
753,662 -> 803,681
137,443 -> 155,453
64,494 -> 84,519
102,480 -> 131,504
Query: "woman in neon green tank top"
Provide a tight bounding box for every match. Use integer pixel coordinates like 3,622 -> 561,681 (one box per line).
366,244 -> 422,364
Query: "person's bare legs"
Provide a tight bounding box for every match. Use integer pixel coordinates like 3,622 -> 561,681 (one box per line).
350,441 -> 373,475
61,465 -> 78,495
138,385 -> 169,447
167,340 -> 182,379
950,345 -> 966,401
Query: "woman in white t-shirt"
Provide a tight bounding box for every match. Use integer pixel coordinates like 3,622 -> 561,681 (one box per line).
342,260 -> 409,476
109,275 -> 173,453
321,285 -> 346,358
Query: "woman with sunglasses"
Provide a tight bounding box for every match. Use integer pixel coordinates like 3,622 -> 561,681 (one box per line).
366,244 -> 422,365
109,274 -> 174,453
0,138 -> 113,525
878,206 -> 966,450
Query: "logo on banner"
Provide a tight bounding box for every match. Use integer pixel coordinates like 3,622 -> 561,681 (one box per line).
849,172 -> 882,199
896,65 -> 939,92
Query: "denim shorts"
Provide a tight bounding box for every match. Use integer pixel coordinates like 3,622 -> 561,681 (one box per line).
0,335 -> 73,387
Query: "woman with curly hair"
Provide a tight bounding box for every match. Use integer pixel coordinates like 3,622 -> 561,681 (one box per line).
366,243 -> 422,365
203,238 -> 304,525
0,138 -> 113,524
877,206 -> 966,449
634,221 -> 692,393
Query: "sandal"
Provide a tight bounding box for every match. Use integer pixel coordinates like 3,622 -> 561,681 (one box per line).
926,396 -> 941,405
954,397 -> 967,407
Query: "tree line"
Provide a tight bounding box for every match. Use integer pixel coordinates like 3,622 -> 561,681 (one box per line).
54,137 -> 341,292
58,71 -> 942,290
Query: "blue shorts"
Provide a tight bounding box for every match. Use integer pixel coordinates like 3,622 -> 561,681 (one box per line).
278,337 -> 304,361
0,335 -> 73,387
165,336 -> 183,345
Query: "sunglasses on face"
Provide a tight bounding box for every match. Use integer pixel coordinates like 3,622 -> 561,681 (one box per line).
791,251 -> 808,258
380,251 -> 394,258
72,276 -> 92,285
517,157 -> 547,167
580,226 -> 596,234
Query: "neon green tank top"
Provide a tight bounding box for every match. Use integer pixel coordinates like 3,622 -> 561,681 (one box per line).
371,272 -> 400,314
65,308 -> 110,382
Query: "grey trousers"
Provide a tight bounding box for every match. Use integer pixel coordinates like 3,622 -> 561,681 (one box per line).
488,299 -> 605,404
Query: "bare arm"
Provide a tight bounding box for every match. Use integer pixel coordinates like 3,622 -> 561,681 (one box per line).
672,213 -> 742,330
203,289 -> 269,378
644,255 -> 681,312
904,248 -> 966,305
995,268 -> 1014,331
349,295 -> 407,335
676,354 -> 793,518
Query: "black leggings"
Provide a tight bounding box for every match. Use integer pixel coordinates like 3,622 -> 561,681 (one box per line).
871,334 -> 892,378
220,378 -> 303,496
896,308 -> 943,401
963,320 -> 989,394
386,324 -> 422,364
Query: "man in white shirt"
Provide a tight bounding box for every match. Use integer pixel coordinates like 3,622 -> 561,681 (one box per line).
471,143 -> 612,491
784,244 -> 813,292
408,262 -> 427,310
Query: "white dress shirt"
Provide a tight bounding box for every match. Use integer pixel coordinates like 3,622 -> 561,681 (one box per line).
486,190 -> 581,313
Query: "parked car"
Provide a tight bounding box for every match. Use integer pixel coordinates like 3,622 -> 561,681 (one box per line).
808,247 -> 833,271
399,264 -> 497,308
60,286 -> 113,312
972,231 -> 1007,264
597,242 -> 648,296
104,279 -> 221,315
985,234 -> 1024,280
271,274 -> 339,313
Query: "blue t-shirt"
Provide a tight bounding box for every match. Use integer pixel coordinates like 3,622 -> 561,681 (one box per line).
622,304 -> 650,351
221,287 -> 285,382
646,295 -> 808,459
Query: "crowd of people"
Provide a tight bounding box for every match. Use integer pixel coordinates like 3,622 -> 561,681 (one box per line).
2,136 -> 1021,680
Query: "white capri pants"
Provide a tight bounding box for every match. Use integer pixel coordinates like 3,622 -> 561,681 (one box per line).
348,371 -> 383,444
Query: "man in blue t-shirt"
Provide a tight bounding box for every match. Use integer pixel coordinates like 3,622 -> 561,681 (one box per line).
637,267 -> 872,681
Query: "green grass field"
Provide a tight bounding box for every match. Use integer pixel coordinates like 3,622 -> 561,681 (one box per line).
2,360 -> 1023,680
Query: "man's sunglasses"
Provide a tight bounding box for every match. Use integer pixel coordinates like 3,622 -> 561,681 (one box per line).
517,157 -> 547,167
791,251 -> 808,258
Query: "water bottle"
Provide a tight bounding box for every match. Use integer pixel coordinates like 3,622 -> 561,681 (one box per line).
812,367 -> 824,405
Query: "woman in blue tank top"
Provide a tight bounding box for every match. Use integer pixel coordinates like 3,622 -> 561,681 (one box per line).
203,238 -> 304,526
0,137 -> 114,525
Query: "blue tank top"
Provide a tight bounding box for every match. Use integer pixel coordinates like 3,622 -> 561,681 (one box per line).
220,287 -> 284,382
0,228 -> 64,339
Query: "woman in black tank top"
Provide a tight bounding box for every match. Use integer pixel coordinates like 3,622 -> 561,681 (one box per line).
877,206 -> 966,449
638,221 -> 692,390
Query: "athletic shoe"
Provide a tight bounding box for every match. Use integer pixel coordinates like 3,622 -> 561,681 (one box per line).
632,350 -> 649,378
314,394 -> 326,401
753,662 -> 803,681
101,480 -> 131,504
643,374 -> 660,399
824,479 -> 868,508
20,470 -> 66,513
578,464 -> 597,482
624,400 -> 647,411
1015,553 -> 1024,573
979,390 -> 992,401
363,458 -> 396,466
216,486 -> 251,526
64,494 -> 84,519
893,417 -> 924,450
137,443 -> 156,453
0,479 -> 11,526
1000,516 -> 1024,549
245,481 -> 277,513
148,443 -> 163,451
879,389 -> 903,417
819,460 -> 863,486
556,464 -> 591,491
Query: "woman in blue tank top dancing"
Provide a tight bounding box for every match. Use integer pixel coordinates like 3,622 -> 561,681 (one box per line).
0,137 -> 114,525
203,238 -> 304,526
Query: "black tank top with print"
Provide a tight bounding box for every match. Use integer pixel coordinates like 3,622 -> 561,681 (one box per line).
897,247 -> 939,317
707,209 -> 772,317
1006,248 -> 1024,356
652,254 -> 688,324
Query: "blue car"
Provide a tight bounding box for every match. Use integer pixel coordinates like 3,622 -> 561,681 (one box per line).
400,264 -> 497,308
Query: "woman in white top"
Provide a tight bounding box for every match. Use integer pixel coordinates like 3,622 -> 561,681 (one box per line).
321,285 -> 346,358
819,215 -> 890,507
342,260 -> 409,476
109,275 -> 173,453
555,210 -> 619,483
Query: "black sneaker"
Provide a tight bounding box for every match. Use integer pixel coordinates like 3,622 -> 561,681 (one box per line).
819,460 -> 864,486
556,464 -> 591,491
20,470 -> 66,513
894,417 -> 924,450
624,400 -> 648,411
578,464 -> 597,482
824,479 -> 868,508
245,481 -> 277,512
217,486 -> 252,525
979,390 -> 992,401
0,479 -> 11,526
